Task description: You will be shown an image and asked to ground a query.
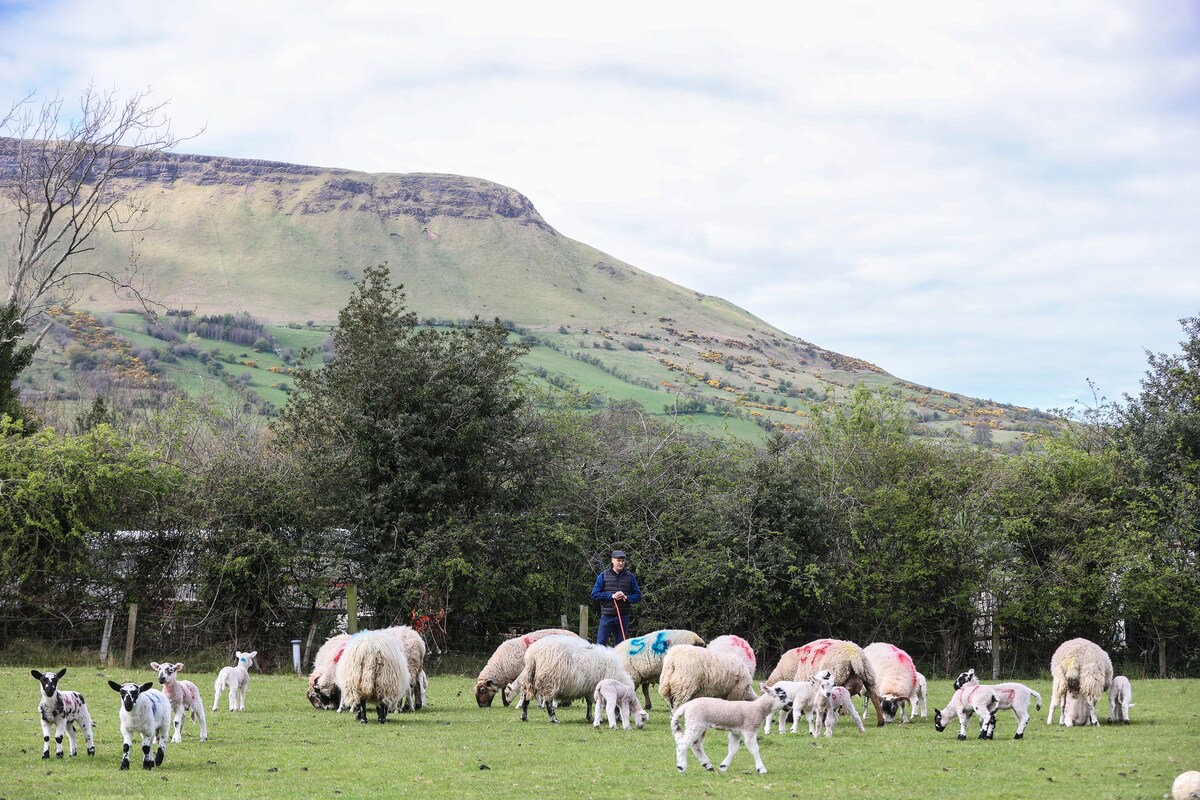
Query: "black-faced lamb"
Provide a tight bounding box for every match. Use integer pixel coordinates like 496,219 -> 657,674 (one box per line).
31,668 -> 95,759
934,684 -> 999,740
658,644 -> 757,709
671,683 -> 792,774
474,628 -> 578,707
954,668 -> 1041,739
774,638 -> 884,726
335,630 -> 411,724
863,642 -> 920,723
616,628 -> 705,711
149,660 -> 208,742
213,650 -> 256,712
1047,637 -> 1112,727
512,634 -> 632,723
108,680 -> 172,770
1108,675 -> 1134,724
592,678 -> 649,730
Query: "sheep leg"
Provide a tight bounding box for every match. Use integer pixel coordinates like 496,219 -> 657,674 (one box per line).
377,703 -> 388,724
585,696 -> 594,724
1047,678 -> 1063,725
119,732 -> 131,770
957,711 -> 969,740
546,700 -> 560,724
40,718 -> 53,759
154,733 -> 166,766
642,682 -> 652,712
1014,707 -> 1029,739
54,718 -> 66,758
869,691 -> 885,727
196,703 -> 208,741
172,705 -> 185,743
141,734 -> 154,770
744,732 -> 769,774
718,731 -> 740,772
212,677 -> 222,712
65,720 -> 78,756
687,730 -> 714,771
355,701 -> 368,724
82,715 -> 95,756
519,696 -> 529,722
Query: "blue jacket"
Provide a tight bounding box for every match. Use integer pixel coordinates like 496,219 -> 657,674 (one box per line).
591,568 -> 642,617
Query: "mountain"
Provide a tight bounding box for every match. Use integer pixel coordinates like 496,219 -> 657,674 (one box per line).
3,144 -> 1057,442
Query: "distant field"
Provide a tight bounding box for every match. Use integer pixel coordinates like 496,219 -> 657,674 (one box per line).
1,666 -> 1196,800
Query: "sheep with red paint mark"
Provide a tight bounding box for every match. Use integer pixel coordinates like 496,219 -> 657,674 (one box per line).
771,638 -> 884,726
954,668 -> 1041,738
658,638 -> 758,709
473,628 -> 578,707
31,668 -> 95,759
616,629 -> 705,711
812,679 -> 867,737
149,661 -> 208,742
863,642 -> 920,723
307,633 -> 350,710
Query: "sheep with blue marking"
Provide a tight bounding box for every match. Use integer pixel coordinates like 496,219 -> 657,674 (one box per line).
616,629 -> 704,711
213,650 -> 256,712
335,630 -> 411,724
108,680 -> 172,770
31,668 -> 94,759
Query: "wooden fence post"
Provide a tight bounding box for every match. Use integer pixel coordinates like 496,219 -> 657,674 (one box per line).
579,604 -> 589,641
99,611 -> 115,665
123,603 -> 138,669
346,584 -> 358,634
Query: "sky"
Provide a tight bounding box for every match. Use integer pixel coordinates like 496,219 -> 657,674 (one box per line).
2,0 -> 1198,411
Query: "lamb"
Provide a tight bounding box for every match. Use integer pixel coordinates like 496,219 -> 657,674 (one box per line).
812,682 -> 867,737
149,661 -> 208,742
31,668 -> 95,759
512,634 -> 632,723
307,633 -> 350,710
658,644 -> 757,709
616,628 -> 704,711
1108,675 -> 1134,724
335,630 -> 411,724
774,638 -> 884,726
671,683 -> 792,774
762,678 -> 822,735
934,684 -> 999,740
474,628 -> 578,707
863,642 -> 920,723
954,668 -> 1042,739
592,678 -> 649,730
108,680 -> 172,770
381,626 -> 427,710
212,650 -> 256,712
1047,637 -> 1112,727
913,671 -> 928,717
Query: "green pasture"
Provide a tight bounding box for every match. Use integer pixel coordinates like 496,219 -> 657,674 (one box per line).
1,667 -> 1196,800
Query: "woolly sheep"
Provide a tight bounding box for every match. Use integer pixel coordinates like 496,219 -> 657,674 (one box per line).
212,650 -> 256,712
955,669 -> 1041,739
474,628 -> 578,708
592,678 -> 649,730
616,629 -> 704,711
863,642 -> 920,723
778,638 -> 884,726
1048,638 -> 1112,727
934,684 -> 999,740
1108,675 -> 1134,724
658,644 -> 757,709
513,635 -> 632,723
335,630 -> 411,724
671,683 -> 792,774
31,668 -> 95,759
381,626 -> 427,711
108,681 -> 172,770
307,632 -> 350,710
149,661 -> 208,742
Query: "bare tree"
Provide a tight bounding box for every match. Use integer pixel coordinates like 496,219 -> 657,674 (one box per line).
1,85 -> 187,417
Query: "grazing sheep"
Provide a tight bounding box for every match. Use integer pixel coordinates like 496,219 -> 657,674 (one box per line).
108,681 -> 172,770
474,628 -> 578,707
307,633 -> 350,710
1048,638 -> 1113,727
779,638 -> 884,726
513,635 -> 631,723
762,677 -> 823,735
212,650 -> 256,712
616,629 -> 705,711
863,642 -> 920,723
934,684 -> 999,740
593,678 -> 649,730
1108,675 -> 1134,724
381,626 -> 427,711
31,668 -> 95,759
813,683 -> 867,737
659,644 -> 757,709
913,671 -> 928,717
672,683 -> 792,774
955,668 -> 1042,739
335,630 -> 411,724
149,661 -> 208,742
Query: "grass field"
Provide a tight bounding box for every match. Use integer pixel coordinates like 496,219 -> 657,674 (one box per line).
1,666 -> 1196,800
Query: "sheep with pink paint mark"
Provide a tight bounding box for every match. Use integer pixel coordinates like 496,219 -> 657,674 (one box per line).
863,642 -> 920,723
768,638 -> 884,726
149,661 -> 208,742
473,628 -> 579,708
307,633 -> 350,710
658,636 -> 758,709
31,668 -> 95,759
812,679 -> 866,737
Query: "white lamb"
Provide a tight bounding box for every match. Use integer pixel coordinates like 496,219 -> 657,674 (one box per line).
1108,675 -> 1134,724
335,630 -> 411,724
1048,637 -> 1113,727
592,678 -> 649,730
934,684 -> 999,740
512,635 -> 632,723
474,628 -> 578,707
672,683 -> 792,774
658,644 -> 757,709
307,633 -> 350,710
212,650 -> 256,712
616,628 -> 704,711
913,671 -> 928,717
812,682 -> 867,737
108,681 -> 172,770
954,669 -> 1042,739
381,626 -> 427,710
149,661 -> 208,742
31,668 -> 95,759
762,677 -> 823,735
773,638 -> 884,726
863,642 -> 920,723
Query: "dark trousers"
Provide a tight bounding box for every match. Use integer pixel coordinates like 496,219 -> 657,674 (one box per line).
596,613 -> 630,646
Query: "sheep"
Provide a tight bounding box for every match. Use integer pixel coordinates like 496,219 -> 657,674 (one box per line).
1174,771 -> 1200,800
812,683 -> 867,737
592,678 -> 649,730
762,678 -> 822,735
335,630 -> 411,724
616,628 -> 705,711
1047,637 -> 1113,727
474,628 -> 578,708
512,634 -> 632,723
777,638 -> 885,726
212,650 -> 256,712
913,671 -> 928,717
307,632 -> 350,710
955,668 -> 1042,739
934,684 -> 999,740
658,644 -> 757,709
863,642 -> 920,723
671,683 -> 792,774
31,668 -> 95,759
108,681 -> 172,770
380,626 -> 427,710
149,661 -> 208,742
1108,675 -> 1134,724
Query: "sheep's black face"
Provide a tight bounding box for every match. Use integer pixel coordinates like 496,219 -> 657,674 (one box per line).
31,668 -> 66,697
953,669 -> 976,690
110,681 -> 142,711
933,708 -> 948,732
881,697 -> 898,722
